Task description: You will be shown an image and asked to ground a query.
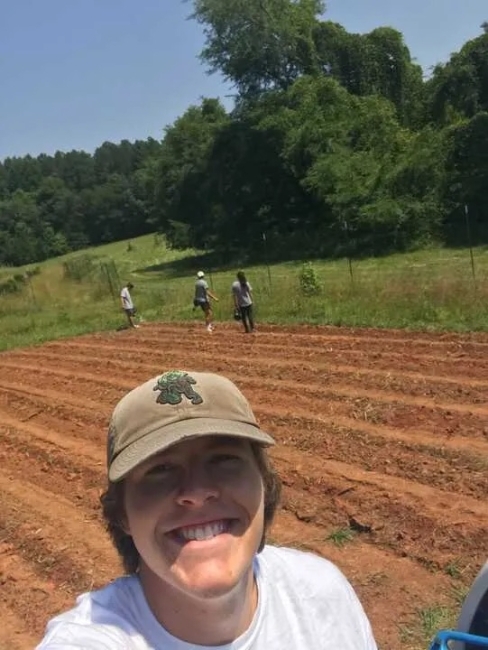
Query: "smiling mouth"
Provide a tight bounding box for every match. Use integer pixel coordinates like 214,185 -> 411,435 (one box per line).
170,519 -> 236,543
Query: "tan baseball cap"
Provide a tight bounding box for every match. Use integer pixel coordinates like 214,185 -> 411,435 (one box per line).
107,370 -> 275,482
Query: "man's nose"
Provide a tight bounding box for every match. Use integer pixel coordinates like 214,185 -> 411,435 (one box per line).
175,464 -> 220,506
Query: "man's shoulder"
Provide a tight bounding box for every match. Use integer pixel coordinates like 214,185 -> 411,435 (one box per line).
259,546 -> 377,649
260,545 -> 348,589
36,577 -> 141,649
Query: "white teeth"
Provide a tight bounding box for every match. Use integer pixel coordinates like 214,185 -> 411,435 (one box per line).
179,520 -> 228,541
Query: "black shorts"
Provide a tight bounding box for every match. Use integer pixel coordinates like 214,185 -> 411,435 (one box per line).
124,307 -> 137,317
193,299 -> 210,311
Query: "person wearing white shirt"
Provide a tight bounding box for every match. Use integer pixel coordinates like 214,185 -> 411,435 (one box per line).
37,370 -> 378,650
120,282 -> 138,329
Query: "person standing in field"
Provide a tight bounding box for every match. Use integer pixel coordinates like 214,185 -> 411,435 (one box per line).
36,369 -> 378,650
232,270 -> 255,333
194,271 -> 219,332
120,282 -> 139,329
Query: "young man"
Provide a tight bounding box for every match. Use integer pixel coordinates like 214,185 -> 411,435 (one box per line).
120,282 -> 139,329
37,370 -> 378,650
193,271 -> 219,332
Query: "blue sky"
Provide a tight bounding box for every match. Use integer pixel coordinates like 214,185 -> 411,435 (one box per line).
1,0 -> 486,160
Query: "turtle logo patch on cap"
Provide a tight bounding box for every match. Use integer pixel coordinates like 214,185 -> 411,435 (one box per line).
153,371 -> 203,406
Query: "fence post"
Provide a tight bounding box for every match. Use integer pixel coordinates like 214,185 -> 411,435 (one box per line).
262,232 -> 272,292
102,262 -> 117,302
464,204 -> 476,285
343,221 -> 354,286
26,273 -> 38,310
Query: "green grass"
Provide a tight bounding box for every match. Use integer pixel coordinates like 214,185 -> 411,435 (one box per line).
1,234 -> 488,351
399,604 -> 456,650
395,577 -> 472,650
326,527 -> 356,547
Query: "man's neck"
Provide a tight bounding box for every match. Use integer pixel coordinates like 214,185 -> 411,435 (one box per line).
139,566 -> 258,646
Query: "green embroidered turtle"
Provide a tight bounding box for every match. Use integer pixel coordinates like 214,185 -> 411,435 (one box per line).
153,371 -> 203,406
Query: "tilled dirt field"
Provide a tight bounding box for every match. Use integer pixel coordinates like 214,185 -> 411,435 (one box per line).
1,322 -> 488,650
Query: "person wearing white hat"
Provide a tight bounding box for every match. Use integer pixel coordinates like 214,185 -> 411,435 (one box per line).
37,370 -> 377,650
193,271 -> 219,332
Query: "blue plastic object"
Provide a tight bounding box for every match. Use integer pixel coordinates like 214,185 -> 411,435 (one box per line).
429,629 -> 488,649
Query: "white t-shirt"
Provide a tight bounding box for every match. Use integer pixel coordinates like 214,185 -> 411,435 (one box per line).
231,281 -> 253,308
194,279 -> 209,304
120,287 -> 134,310
36,546 -> 377,649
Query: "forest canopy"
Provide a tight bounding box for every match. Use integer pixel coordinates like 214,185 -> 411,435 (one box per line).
1,1 -> 488,266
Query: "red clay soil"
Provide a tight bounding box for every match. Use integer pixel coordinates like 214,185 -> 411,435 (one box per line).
1,322 -> 488,649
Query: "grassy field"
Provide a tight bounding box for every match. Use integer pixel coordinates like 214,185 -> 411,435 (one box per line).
0,233 -> 488,350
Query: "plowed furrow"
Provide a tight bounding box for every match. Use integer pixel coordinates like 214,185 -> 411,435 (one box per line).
114,325 -> 488,355
1,364 -> 486,498
0,546 -> 75,644
210,367 -> 488,415
0,368 -> 129,406
4,374 -> 488,496
273,446 -> 487,570
274,419 -> 488,498
61,321 -> 488,351
0,426 -> 103,503
0,601 -> 38,650
6,350 -> 488,406
0,380 -> 106,411
281,483 -> 484,573
0,409 -> 103,465
0,382 -> 112,425
310,413 -> 488,458
0,388 -> 107,441
0,360 -> 153,395
257,398 -> 485,448
31,335 -> 488,378
1,364 -> 486,491
0,475 -> 118,583
2,364 -> 487,441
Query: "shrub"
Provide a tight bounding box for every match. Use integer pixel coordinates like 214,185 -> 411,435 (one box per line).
299,262 -> 321,296
0,274 -> 27,295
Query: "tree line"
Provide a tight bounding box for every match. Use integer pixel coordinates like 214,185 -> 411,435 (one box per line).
1,0 -> 488,267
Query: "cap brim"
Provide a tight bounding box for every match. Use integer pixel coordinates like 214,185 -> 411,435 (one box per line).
109,418 -> 275,482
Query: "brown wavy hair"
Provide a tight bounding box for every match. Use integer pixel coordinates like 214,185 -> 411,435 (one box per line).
100,443 -> 282,574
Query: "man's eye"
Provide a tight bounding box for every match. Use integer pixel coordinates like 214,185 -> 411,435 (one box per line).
212,454 -> 242,464
144,464 -> 174,478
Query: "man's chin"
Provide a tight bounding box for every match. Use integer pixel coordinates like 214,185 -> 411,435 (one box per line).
183,580 -> 237,599
172,564 -> 246,599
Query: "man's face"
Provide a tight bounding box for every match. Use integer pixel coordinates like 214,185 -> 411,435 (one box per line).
123,436 -> 265,599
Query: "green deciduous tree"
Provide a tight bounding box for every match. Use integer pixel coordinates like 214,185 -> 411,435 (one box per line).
443,112 -> 488,244
155,98 -> 230,248
427,32 -> 488,124
192,0 -> 324,96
